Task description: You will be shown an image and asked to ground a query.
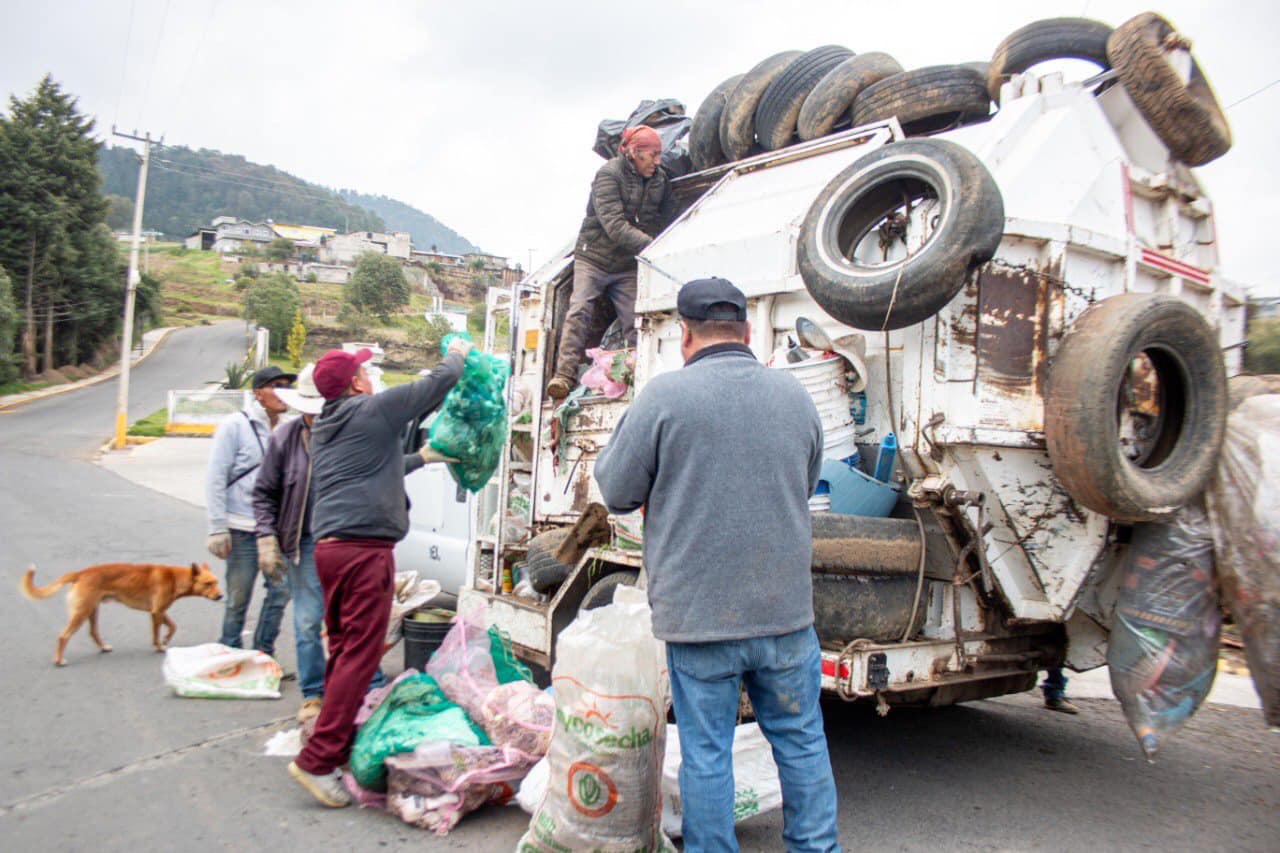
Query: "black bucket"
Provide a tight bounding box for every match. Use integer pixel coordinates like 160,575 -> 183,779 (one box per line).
403,609 -> 453,672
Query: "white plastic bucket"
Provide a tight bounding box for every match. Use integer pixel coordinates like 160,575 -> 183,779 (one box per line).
823,423 -> 858,459
774,356 -> 856,459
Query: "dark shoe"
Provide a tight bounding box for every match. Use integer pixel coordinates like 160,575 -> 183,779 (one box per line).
1044,696 -> 1080,714
546,376 -> 574,400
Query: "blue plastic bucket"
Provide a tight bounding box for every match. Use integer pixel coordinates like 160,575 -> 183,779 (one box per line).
819,458 -> 900,518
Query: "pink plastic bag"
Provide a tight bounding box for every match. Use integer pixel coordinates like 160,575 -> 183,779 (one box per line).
426,609 -> 499,723
386,742 -> 537,834
581,348 -> 633,399
477,680 -> 555,756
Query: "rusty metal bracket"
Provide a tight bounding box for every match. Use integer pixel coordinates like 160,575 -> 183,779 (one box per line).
835,638 -> 875,702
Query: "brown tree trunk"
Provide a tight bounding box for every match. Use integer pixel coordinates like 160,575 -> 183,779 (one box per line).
21,237 -> 37,378
41,299 -> 54,374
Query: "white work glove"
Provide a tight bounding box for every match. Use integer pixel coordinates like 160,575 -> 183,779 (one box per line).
446,336 -> 474,360
207,532 -> 232,560
257,535 -> 285,581
419,446 -> 460,464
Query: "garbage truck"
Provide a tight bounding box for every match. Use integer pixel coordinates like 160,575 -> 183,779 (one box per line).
447,17 -> 1248,709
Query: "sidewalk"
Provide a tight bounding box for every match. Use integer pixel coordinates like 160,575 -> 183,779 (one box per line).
0,326 -> 177,411
99,434 -> 212,508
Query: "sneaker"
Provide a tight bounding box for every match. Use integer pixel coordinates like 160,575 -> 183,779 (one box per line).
546,376 -> 574,400
296,698 -> 323,724
1044,696 -> 1080,715
288,761 -> 351,808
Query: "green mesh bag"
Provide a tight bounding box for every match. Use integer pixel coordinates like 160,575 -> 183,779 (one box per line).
349,673 -> 490,792
489,625 -> 534,684
428,333 -> 511,492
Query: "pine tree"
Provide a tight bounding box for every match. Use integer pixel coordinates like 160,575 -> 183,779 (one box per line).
287,308 -> 306,369
0,75 -> 114,377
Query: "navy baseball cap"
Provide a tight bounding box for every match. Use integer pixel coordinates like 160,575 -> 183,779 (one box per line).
677,277 -> 747,321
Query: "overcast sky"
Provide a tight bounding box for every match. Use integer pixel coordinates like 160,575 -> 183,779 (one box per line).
1,0 -> 1276,294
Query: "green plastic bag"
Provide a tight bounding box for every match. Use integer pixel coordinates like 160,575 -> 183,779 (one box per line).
429,332 -> 510,492
349,673 -> 490,792
489,625 -> 534,685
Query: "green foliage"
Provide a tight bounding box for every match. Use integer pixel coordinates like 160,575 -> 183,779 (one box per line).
425,261 -> 442,275
242,273 -> 301,353
0,266 -> 18,383
0,75 -> 120,377
127,407 -> 168,437
405,314 -> 457,354
345,252 -> 409,321
240,261 -> 260,278
305,271 -> 317,283
468,257 -> 486,272
97,144 -> 385,240
338,302 -> 370,337
136,271 -> 163,327
223,361 -> 250,389
104,194 -> 134,231
1245,318 -> 1280,375
265,237 -> 294,261
286,308 -> 306,369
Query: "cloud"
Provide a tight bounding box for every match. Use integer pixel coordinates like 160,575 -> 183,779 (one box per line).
1,0 -> 1276,293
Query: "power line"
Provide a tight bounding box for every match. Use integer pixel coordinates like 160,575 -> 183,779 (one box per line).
151,160 -> 361,208
113,0 -> 136,127
1226,77 -> 1280,110
154,153 -> 346,196
137,0 -> 172,127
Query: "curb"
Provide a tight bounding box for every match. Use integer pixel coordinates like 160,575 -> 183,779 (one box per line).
0,327 -> 177,413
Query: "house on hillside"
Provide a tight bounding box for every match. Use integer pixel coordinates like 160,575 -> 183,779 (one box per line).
184,216 -> 276,253
320,230 -> 412,264
412,249 -> 465,268
463,251 -> 507,271
272,222 -> 337,257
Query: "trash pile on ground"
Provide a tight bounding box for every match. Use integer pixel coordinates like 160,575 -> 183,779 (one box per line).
428,332 -> 510,493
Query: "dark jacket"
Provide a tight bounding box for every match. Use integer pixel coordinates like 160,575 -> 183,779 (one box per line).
594,343 -> 824,643
575,154 -> 676,274
310,353 -> 464,542
253,417 -> 313,562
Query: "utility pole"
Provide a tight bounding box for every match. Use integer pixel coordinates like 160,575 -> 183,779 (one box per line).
112,128 -> 159,449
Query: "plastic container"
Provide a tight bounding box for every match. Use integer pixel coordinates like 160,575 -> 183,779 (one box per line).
403,609 -> 455,672
773,356 -> 859,461
819,458 -> 900,518
874,433 -> 897,483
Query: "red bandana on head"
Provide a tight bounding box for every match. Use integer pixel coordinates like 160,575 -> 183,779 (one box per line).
621,125 -> 662,153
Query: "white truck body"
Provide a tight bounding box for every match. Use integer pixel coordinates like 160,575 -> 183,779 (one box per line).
455,68 -> 1246,705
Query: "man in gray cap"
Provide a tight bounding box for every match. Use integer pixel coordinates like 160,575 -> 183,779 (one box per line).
206,364 -> 294,656
594,277 -> 840,852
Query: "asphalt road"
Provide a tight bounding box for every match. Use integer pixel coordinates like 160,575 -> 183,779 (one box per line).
1,321 -> 1277,851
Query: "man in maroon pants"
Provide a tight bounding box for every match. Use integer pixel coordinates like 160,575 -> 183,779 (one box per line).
288,339 -> 470,807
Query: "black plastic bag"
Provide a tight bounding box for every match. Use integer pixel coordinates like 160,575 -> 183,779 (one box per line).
593,98 -> 692,177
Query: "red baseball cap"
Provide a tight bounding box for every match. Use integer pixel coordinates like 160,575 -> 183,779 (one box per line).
313,348 -> 372,399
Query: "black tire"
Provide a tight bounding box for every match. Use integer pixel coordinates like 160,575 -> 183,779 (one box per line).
1044,293 -> 1228,521
1107,12 -> 1231,166
719,50 -> 802,161
690,73 -> 745,171
798,52 -> 903,141
524,528 -> 573,594
851,65 -> 992,135
580,570 -> 639,611
756,45 -> 854,151
987,17 -> 1113,100
796,138 -> 1004,331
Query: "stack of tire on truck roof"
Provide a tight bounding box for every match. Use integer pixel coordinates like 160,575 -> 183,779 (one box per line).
681,12 -> 1235,526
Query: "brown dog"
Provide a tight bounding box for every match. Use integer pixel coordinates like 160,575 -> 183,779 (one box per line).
20,562 -> 224,666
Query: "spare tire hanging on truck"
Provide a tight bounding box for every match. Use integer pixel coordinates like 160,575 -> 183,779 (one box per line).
1106,12 -> 1231,166
986,17 -> 1114,100
796,137 -> 1005,331
1044,293 -> 1228,522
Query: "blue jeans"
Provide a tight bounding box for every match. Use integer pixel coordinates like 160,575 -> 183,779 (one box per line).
287,535 -> 385,699
218,530 -> 289,656
1042,667 -> 1068,701
287,537 -> 325,700
667,626 -> 840,853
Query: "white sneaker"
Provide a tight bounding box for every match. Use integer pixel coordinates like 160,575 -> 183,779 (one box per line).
288,761 -> 351,808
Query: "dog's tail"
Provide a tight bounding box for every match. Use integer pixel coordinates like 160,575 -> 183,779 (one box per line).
20,566 -> 74,600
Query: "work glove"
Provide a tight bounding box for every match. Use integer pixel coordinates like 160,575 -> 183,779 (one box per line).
446,336 -> 474,360
257,535 -> 285,581
419,446 -> 460,464
207,531 -> 232,560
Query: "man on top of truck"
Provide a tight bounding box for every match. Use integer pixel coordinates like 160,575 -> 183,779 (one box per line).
546,124 -> 675,400
594,277 -> 840,852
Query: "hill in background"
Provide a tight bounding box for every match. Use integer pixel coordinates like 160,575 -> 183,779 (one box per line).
339,190 -> 479,255
98,145 -> 481,254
